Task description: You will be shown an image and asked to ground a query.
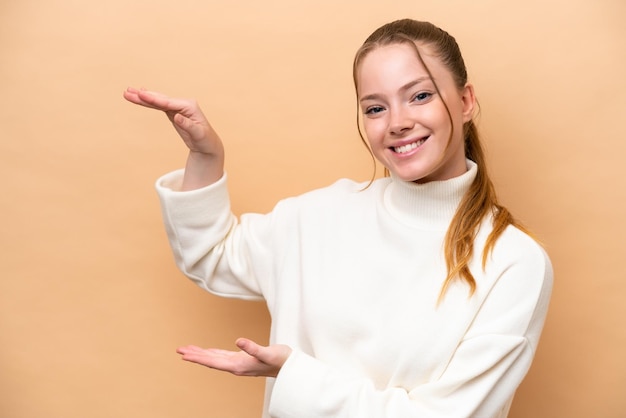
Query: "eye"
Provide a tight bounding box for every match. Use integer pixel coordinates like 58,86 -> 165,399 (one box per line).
364,105 -> 385,115
412,92 -> 433,103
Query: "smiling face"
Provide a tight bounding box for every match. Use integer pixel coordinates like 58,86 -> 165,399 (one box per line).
356,42 -> 476,183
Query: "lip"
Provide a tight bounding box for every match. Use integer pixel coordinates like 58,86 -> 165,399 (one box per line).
388,136 -> 429,156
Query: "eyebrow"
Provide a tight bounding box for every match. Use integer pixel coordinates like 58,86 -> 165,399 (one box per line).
359,77 -> 431,102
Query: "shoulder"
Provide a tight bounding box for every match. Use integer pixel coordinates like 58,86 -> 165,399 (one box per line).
494,226 -> 551,271
481,224 -> 554,302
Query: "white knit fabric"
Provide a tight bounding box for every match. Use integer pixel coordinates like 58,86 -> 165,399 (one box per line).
155,161 -> 553,418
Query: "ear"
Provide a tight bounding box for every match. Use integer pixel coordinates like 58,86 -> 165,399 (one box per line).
460,83 -> 476,123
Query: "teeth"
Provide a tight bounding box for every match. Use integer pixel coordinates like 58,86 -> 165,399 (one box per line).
394,139 -> 426,154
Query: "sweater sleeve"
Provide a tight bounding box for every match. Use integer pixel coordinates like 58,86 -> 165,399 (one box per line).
268,236 -> 553,418
155,169 -> 271,300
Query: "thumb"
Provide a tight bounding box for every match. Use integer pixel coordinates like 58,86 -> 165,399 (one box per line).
173,112 -> 213,144
235,338 -> 292,368
235,338 -> 263,358
236,338 -> 280,365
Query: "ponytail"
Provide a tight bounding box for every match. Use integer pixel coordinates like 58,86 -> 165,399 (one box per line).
439,120 -> 532,301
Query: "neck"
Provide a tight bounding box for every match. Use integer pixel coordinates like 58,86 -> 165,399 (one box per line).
383,160 -> 477,229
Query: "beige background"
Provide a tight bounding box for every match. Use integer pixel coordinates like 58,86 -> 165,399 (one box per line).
1,0 -> 625,417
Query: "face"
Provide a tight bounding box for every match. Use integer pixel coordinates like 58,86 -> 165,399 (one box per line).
357,43 -> 475,183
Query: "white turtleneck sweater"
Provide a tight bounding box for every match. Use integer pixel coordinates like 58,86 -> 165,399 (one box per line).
155,161 -> 553,418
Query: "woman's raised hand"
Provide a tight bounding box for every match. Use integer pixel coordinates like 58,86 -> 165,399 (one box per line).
123,87 -> 224,189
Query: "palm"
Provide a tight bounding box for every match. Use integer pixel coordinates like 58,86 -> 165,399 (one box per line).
176,338 -> 292,378
123,87 -> 219,155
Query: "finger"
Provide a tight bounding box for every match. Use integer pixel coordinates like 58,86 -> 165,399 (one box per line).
139,90 -> 201,114
235,338 -> 266,360
177,347 -> 242,369
176,345 -> 205,355
177,345 -> 234,357
235,338 -> 292,369
180,350 -> 249,373
126,86 -> 168,99
123,87 -> 187,113
134,89 -> 173,109
171,113 -> 207,141
122,88 -> 145,105
123,88 -> 165,110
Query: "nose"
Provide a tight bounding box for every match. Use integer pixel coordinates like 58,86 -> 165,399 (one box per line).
388,105 -> 414,135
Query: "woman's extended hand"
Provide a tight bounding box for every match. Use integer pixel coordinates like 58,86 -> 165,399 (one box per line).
177,338 -> 292,378
123,87 -> 224,189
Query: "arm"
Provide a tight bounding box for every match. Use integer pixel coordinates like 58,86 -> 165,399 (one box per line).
155,173 -> 270,299
123,87 -> 224,190
126,88 -> 269,297
267,243 -> 553,418
179,238 -> 552,418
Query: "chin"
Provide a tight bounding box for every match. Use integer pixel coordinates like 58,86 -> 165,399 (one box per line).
391,171 -> 428,183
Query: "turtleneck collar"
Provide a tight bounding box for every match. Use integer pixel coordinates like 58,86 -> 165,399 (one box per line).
383,160 -> 478,230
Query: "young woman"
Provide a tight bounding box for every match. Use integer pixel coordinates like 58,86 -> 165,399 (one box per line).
124,19 -> 552,418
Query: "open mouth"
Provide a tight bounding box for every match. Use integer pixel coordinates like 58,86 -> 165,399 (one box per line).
392,137 -> 428,154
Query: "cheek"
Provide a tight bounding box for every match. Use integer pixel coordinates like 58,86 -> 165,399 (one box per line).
362,119 -> 386,143
440,96 -> 467,125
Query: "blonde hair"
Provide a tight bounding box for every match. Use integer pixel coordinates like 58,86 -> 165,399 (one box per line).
353,19 -> 532,299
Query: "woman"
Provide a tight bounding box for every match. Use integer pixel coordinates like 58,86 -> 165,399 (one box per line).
124,19 -> 552,418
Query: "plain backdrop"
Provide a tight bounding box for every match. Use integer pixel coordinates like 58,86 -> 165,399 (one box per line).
1,0 -> 625,417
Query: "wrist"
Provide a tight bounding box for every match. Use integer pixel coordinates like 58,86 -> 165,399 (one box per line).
182,150 -> 224,190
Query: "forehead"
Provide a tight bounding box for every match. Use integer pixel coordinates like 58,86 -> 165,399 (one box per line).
357,43 -> 450,94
